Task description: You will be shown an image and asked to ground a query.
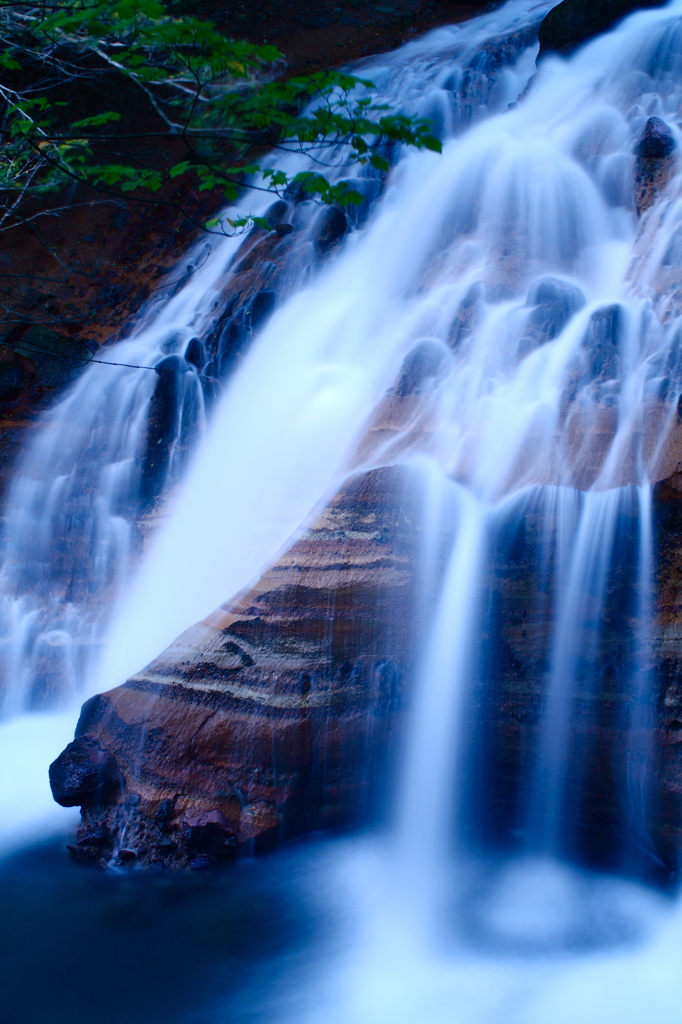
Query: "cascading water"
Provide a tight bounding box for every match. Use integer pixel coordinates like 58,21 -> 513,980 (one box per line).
7,0 -> 682,1019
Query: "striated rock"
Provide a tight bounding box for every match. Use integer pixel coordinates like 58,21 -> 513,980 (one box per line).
634,117 -> 677,215
55,466 -> 424,867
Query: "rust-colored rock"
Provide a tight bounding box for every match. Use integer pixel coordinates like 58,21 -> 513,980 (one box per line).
57,465 -> 423,867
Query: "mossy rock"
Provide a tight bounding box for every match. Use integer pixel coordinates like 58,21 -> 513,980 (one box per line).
538,0 -> 666,56
14,328 -> 95,389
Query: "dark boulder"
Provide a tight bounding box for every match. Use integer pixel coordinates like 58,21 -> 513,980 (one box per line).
314,206 -> 347,254
140,354 -> 186,503
49,737 -> 123,808
539,0 -> 666,57
263,199 -> 289,228
184,337 -> 206,371
246,289 -> 277,332
152,354 -> 186,440
215,316 -> 248,377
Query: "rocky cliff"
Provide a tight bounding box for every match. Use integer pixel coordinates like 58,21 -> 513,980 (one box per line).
48,100 -> 682,875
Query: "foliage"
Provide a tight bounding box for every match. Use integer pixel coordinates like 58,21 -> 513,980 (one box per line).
0,0 -> 442,234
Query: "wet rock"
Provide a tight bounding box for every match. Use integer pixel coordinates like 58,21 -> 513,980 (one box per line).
337,178 -> 384,230
539,0 -> 666,56
448,283 -> 483,350
56,466 -> 424,867
246,289 -> 276,332
140,354 -> 186,504
67,823 -> 115,866
189,855 -> 212,871
314,206 -> 347,254
263,199 -> 289,228
634,117 -> 677,214
394,340 -> 449,395
117,848 -> 137,865
183,821 -> 238,863
67,843 -> 102,866
635,117 -> 676,160
215,316 -> 248,377
518,277 -> 585,357
284,179 -> 308,203
49,738 -> 123,807
155,797 -> 176,823
184,337 -> 205,371
581,304 -> 623,382
151,355 -> 186,439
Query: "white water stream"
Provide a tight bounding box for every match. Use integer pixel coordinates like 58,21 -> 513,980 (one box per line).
4,0 -> 682,1019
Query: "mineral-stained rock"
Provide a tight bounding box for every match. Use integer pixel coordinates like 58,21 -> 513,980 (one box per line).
54,465 -> 425,867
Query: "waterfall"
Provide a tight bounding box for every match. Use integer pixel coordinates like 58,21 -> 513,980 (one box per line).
4,0 -> 682,1011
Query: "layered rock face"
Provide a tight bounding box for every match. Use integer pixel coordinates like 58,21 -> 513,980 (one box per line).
51,466 -> 424,868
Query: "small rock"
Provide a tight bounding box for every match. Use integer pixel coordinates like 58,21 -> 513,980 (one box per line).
117,848 -> 137,865
67,844 -> 102,866
189,855 -> 212,871
634,117 -> 676,160
155,797 -> 176,823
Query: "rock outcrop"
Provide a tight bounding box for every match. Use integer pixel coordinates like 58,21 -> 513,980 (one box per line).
53,466 -> 424,868
538,0 -> 666,56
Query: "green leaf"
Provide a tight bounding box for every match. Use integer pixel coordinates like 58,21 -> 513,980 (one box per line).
71,112 -> 122,128
369,153 -> 390,171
